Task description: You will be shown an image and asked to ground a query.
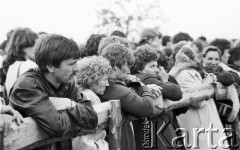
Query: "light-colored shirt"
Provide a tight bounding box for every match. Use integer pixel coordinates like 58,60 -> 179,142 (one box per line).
5,60 -> 37,95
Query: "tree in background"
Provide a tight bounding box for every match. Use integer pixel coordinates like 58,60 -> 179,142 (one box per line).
95,0 -> 167,42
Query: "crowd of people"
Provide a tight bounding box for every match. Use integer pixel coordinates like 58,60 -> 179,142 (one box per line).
0,27 -> 240,150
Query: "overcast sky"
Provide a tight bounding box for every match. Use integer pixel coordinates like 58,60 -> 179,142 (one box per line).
0,0 -> 240,44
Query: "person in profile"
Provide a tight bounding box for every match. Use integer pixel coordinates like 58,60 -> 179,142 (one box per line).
9,34 -> 98,150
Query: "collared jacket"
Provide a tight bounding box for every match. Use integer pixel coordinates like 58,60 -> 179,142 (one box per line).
99,78 -> 155,150
9,69 -> 98,150
133,73 -> 183,150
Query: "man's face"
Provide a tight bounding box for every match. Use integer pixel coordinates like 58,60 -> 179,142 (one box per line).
115,62 -> 130,81
54,58 -> 79,84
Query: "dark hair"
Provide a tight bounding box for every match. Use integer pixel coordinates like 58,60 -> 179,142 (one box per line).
228,47 -> 240,64
132,45 -> 158,74
35,34 -> 81,73
209,38 -> 231,56
111,30 -> 126,38
85,34 -> 106,56
162,35 -> 171,46
138,39 -> 150,47
163,47 -> 172,57
198,36 -> 207,42
0,40 -> 8,51
101,43 -> 135,69
157,50 -> 170,71
173,32 -> 193,44
202,46 -> 221,59
3,27 -> 38,73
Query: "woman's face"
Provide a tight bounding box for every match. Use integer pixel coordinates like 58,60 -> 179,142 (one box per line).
202,51 -> 220,70
141,61 -> 159,76
91,75 -> 109,95
221,49 -> 230,64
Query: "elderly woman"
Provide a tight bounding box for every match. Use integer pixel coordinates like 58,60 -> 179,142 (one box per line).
75,56 -> 111,104
72,56 -> 111,150
169,46 -> 228,150
131,45 -> 183,150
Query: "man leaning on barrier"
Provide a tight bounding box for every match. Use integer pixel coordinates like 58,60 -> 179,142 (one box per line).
9,34 -> 98,150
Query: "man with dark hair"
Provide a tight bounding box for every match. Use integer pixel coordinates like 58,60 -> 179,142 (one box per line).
9,34 -> 98,150
84,34 -> 106,57
172,32 -> 193,44
99,43 -> 161,150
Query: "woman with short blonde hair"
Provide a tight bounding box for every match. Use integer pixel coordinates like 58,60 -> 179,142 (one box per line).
73,56 -> 112,150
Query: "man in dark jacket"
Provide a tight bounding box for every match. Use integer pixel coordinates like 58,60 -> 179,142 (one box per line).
9,34 -> 98,150
99,43 -> 162,150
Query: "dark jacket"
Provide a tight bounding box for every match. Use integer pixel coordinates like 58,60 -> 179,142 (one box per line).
133,73 -> 183,150
9,69 -> 98,150
228,64 -> 240,85
200,66 -> 235,86
136,73 -> 182,100
99,78 -> 155,150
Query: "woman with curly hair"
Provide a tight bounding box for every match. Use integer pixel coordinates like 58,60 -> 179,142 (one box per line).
3,27 -> 38,96
75,55 -> 111,104
131,45 -> 183,150
72,55 -> 111,150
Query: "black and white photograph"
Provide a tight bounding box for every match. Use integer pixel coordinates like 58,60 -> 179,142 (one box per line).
0,0 -> 240,150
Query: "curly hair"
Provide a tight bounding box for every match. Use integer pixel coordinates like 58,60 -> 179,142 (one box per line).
132,45 -> 158,74
98,36 -> 130,55
209,38 -> 231,56
76,56 -> 112,89
101,43 -> 135,69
